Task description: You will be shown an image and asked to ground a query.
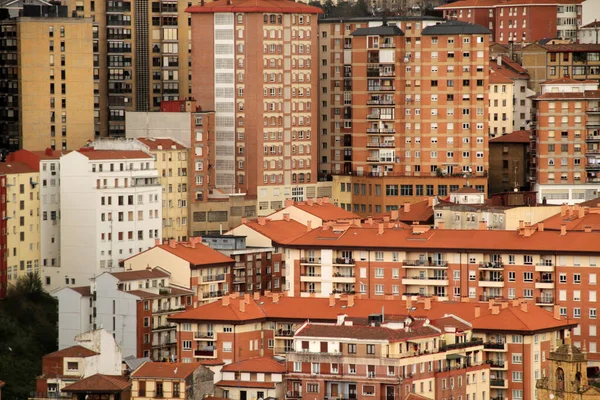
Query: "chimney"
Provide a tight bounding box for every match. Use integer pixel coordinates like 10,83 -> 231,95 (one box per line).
273,293 -> 280,303
561,204 -> 568,216
406,297 -> 412,310
501,301 -> 509,309
329,294 -> 336,307
578,205 -> 585,219
518,220 -> 525,229
258,217 -> 267,226
474,306 -> 481,318
423,297 -> 432,310
512,298 -> 520,307
478,221 -> 487,230
403,202 -> 411,213
378,223 -> 384,235
367,216 -> 373,225
239,299 -> 245,313
322,197 -> 330,204
438,221 -> 445,229
508,41 -> 514,60
45,147 -> 53,156
190,240 -> 195,249
383,216 -> 390,222
538,222 -> 544,232
222,296 -> 230,306
520,302 -> 528,313
306,220 -> 312,232
241,217 -> 247,224
585,225 -> 593,233
390,209 -> 399,220
497,56 -> 502,67
560,224 -> 567,236
488,298 -> 495,309
169,239 -> 177,249
154,238 -> 160,246
346,295 -> 354,307
244,293 -> 251,304
253,292 -> 260,301
285,199 -> 294,207
554,305 -> 561,320
428,197 -> 435,207
316,198 -> 323,206
283,213 -> 290,221
307,199 -> 314,206
491,305 -> 500,315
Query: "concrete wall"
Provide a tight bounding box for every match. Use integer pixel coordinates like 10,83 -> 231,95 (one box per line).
126,112 -> 192,148
56,288 -> 91,350
123,247 -> 191,289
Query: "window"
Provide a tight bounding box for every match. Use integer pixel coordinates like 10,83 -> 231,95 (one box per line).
348,343 -> 357,353
307,383 -> 319,393
512,371 -> 523,382
523,272 -> 533,282
512,353 -> 522,364
574,273 -> 581,284
67,362 -> 78,371
362,385 -> 375,396
366,344 -> 375,354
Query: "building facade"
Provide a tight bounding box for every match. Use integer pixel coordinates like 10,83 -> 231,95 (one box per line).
488,130 -> 531,194
0,5 -> 95,152
60,148 -> 162,287
436,0 -> 584,44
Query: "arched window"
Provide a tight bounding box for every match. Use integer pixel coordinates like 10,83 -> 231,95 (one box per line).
556,367 -> 565,392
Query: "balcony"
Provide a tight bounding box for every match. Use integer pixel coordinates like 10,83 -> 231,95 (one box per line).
366,156 -> 381,162
300,258 -> 321,265
483,342 -> 507,351
366,142 -> 396,148
478,278 -> 504,288
487,360 -> 507,370
194,347 -> 217,358
233,262 -> 246,270
403,260 -> 448,268
193,331 -> 215,340
535,263 -> 554,272
368,86 -> 395,91
535,278 -> 554,289
478,262 -> 503,270
201,290 -> 226,299
202,274 -> 225,283
588,108 -> 600,114
274,329 -> 294,337
439,338 -> 484,351
233,275 -> 246,284
535,297 -> 554,305
402,276 -> 449,286
300,273 -> 321,283
153,323 -> 177,331
586,163 -> 600,171
586,135 -> 600,142
366,99 -> 395,105
490,379 -> 507,388
367,127 -> 395,134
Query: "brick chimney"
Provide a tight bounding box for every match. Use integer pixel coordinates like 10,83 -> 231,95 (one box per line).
561,204 -> 568,217
491,305 -> 500,315
316,198 -> 323,206
403,202 -> 411,213
479,221 -> 487,230
169,239 -> 177,248
322,197 -> 330,204
585,225 -> 593,233
155,238 -> 161,246
307,199 -> 314,206
390,209 -> 399,220
378,223 -> 384,235
306,220 -> 312,232
428,197 -> 435,207
538,222 -> 544,232
329,294 -> 336,307
501,301 -> 509,309
347,294 -> 355,307
578,205 -> 585,219
258,217 -> 267,226
438,221 -> 445,229
520,302 -> 528,313
512,298 -> 520,307
518,220 -> 524,229
239,299 -> 245,313
554,305 -> 561,320
222,296 -> 230,306
560,224 -> 567,236
190,240 -> 195,249
283,213 -> 290,221
367,216 -> 373,225
474,306 -> 481,318
244,293 -> 251,304
242,217 -> 247,224
253,292 -> 260,301
423,297 -> 431,310
285,199 -> 294,207
273,293 -> 280,303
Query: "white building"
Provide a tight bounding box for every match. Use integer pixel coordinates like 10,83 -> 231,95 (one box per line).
59,148 -> 162,286
578,21 -> 600,44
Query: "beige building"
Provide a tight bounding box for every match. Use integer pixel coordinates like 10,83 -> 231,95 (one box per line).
0,6 -> 95,151
137,138 -> 189,241
488,67 -> 514,138
130,362 -> 214,399
0,162 -> 41,287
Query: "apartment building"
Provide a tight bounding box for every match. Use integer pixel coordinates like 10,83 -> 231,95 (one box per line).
119,238 -> 234,305
579,20 -> 600,44
286,315 -> 489,400
489,66 -> 514,138
188,0 -> 332,211
318,17 -> 490,212
532,78 -> 600,204
6,149 -> 63,291
55,267 -> 194,359
0,5 -> 95,152
517,43 -> 600,93
130,362 -> 214,400
488,130 -> 531,193
67,0 -> 193,137
0,161 -> 40,288
135,138 -> 189,241
216,357 -> 286,399
436,0 -> 584,44
169,293 -> 573,400
60,148 -> 162,287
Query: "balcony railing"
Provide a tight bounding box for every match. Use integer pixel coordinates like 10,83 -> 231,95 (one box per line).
479,261 -> 503,269
194,331 -> 214,339
484,342 -> 505,350
535,297 -> 554,304
202,274 -> 225,282
403,260 -> 448,267
402,275 -> 448,281
335,258 -> 355,265
201,290 -> 226,299
439,338 -> 483,351
490,379 -> 505,387
486,359 -> 505,368
366,128 -> 395,134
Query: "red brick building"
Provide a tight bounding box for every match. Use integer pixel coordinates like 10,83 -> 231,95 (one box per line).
436,0 -> 584,44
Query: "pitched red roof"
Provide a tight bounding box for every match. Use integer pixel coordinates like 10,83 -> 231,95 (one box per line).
156,243 -> 234,266
541,76 -> 598,85
186,0 -> 323,14
109,268 -> 170,281
472,305 -> 573,332
131,362 -> 202,379
582,21 -> 600,29
242,219 -> 309,243
288,201 -> 360,221
373,199 -> 434,224
31,149 -> 69,160
221,357 -> 285,373
0,162 -> 37,174
216,380 -> 277,389
45,345 -> 98,358
490,130 -> 531,143
543,44 -> 600,53
405,394 -> 433,400
137,138 -> 187,151
62,374 -> 130,392
539,206 -> 600,231
77,149 -> 153,160
536,90 -> 600,100
69,286 -> 92,296
452,187 -> 483,194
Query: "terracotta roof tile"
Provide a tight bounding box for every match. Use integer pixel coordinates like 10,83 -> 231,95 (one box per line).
541,76 -> 598,85
77,149 -> 153,160
69,286 -> 92,296
539,206 -> 600,231
137,138 -> 187,150
490,130 -> 531,143
216,380 -> 277,389
290,202 -> 360,221
109,268 -> 170,281
405,394 -> 434,400
0,162 -> 38,174
582,21 -> 600,29
372,199 -> 434,224
221,357 -> 285,373
131,362 -> 202,379
536,91 -> 600,100
45,345 -> 98,358
242,219 -> 309,243
186,0 -> 323,14
472,305 -> 573,332
62,374 -> 130,392
543,44 -> 600,52
156,242 -> 234,266
170,295 -> 266,322
30,149 -> 69,160
452,187 -> 483,194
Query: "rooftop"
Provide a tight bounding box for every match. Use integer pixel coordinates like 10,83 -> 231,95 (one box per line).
77,149 -> 153,160
422,20 -> 491,35
351,24 -> 404,36
451,186 -> 483,194
62,374 -> 131,393
240,219 -> 309,243
109,267 -> 170,281
538,204 -> 600,232
582,21 -> 600,29
543,44 -> 600,53
131,362 -> 202,379
69,286 -> 92,297
295,322 -> 441,341
372,198 -> 435,224
44,345 -> 98,359
221,357 -> 286,374
536,90 -> 600,100
123,239 -> 234,267
490,130 -> 531,143
0,161 -> 37,174
436,0 -> 584,8
137,138 -> 187,151
284,198 -> 360,221
541,76 -> 598,85
186,0 -> 323,14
